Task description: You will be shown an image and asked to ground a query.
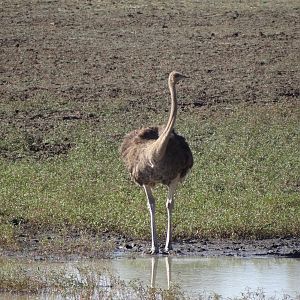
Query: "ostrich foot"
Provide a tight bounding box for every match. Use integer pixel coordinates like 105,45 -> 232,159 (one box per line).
163,245 -> 173,254
150,248 -> 159,255
151,247 -> 159,255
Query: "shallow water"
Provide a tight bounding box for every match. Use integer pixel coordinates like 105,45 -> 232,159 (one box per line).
112,256 -> 300,298
0,256 -> 299,299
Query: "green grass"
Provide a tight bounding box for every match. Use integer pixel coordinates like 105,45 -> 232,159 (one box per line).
0,101 -> 299,245
179,104 -> 300,238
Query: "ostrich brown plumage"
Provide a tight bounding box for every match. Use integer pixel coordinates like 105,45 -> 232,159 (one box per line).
120,71 -> 193,254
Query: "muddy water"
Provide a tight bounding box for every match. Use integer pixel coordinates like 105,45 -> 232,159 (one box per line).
0,256 -> 299,299
112,256 -> 300,298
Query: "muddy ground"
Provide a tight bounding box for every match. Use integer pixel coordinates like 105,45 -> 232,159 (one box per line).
1,1 -> 299,259
125,237 -> 300,258
1,232 -> 300,260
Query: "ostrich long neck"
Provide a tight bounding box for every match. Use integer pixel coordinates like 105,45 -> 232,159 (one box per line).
152,78 -> 177,161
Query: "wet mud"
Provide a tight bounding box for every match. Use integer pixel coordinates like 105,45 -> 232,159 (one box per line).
1,233 -> 300,260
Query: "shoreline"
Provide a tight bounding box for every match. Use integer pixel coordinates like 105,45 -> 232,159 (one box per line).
1,236 -> 299,261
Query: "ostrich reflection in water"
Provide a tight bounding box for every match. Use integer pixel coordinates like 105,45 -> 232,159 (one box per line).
150,256 -> 172,289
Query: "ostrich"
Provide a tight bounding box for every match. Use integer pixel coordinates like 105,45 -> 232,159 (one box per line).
120,71 -> 193,254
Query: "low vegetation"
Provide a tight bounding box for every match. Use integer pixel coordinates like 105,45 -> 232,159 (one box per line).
0,100 -> 299,247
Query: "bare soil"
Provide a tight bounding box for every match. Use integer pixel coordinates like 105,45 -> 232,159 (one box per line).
1,1 -> 299,258
1,1 -> 299,153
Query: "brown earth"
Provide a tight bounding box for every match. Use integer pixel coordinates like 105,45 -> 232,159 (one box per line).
1,1 -> 299,148
0,1 -> 299,258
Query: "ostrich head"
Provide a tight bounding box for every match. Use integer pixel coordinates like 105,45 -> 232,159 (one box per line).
168,71 -> 189,85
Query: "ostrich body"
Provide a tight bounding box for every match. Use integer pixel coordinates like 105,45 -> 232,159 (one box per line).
120,71 -> 193,254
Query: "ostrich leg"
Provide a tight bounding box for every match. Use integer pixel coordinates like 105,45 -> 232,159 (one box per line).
150,257 -> 158,288
143,185 -> 159,254
165,179 -> 178,253
165,256 -> 172,289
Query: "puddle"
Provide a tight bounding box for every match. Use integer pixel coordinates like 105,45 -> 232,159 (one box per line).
0,256 -> 299,299
112,256 -> 300,298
